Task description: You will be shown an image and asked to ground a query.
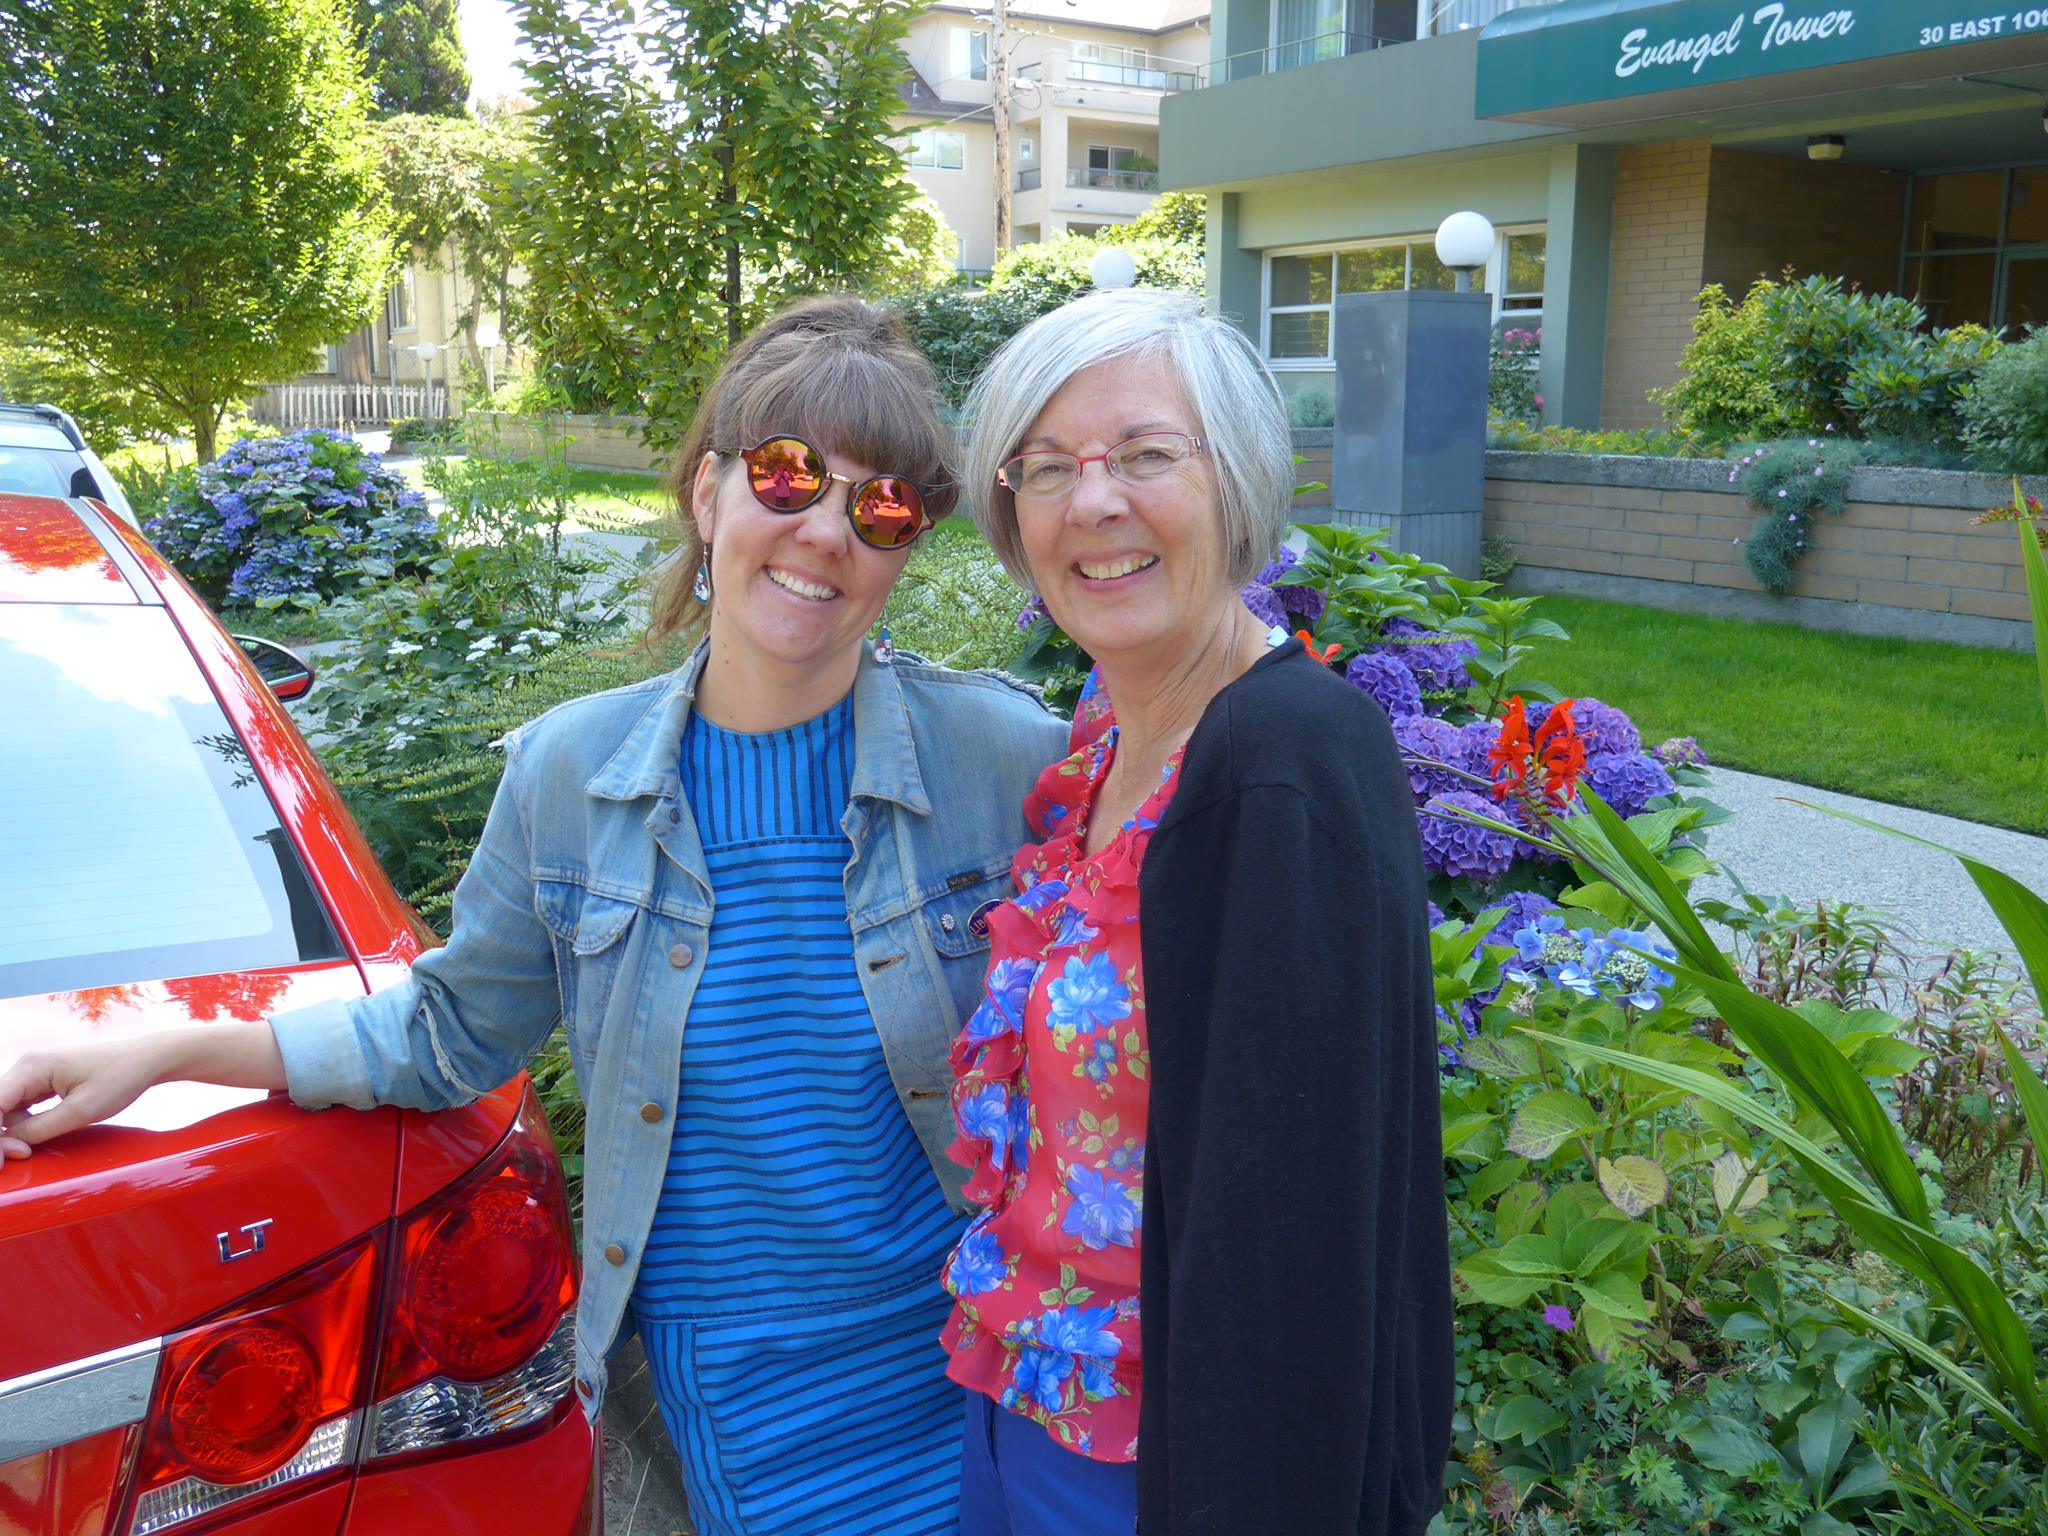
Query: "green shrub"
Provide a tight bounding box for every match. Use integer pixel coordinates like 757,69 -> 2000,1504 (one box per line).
1487,419 -> 1712,458
1489,324 -> 1542,424
1286,384 -> 1335,429
1962,328 -> 2048,474
1658,276 -> 1999,450
983,232 -> 1203,306
1654,280 -> 1789,442
891,284 -> 1056,408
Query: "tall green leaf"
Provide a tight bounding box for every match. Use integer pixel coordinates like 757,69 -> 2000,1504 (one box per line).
2014,479 -> 2048,729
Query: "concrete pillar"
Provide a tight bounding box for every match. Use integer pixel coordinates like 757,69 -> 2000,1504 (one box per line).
1330,289 -> 1491,575
1539,143 -> 1616,431
1208,191 -> 1261,342
1212,0 -> 1269,79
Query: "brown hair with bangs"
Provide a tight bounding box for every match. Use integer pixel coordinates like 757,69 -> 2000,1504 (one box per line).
648,294 -> 957,643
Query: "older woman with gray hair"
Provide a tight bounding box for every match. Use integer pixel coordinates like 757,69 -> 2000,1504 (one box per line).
937,288 -> 1453,1536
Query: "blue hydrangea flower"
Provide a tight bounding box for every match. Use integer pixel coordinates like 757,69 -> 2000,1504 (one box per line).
1481,889 -> 1557,945
1060,1166 -> 1140,1250
1584,752 -> 1675,818
947,1220 -> 1008,1296
1418,790 -> 1517,880
1045,953 -> 1132,1036
1600,926 -> 1680,1010
1344,650 -> 1424,720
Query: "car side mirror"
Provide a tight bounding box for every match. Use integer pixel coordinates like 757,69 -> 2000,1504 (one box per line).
233,634 -> 316,702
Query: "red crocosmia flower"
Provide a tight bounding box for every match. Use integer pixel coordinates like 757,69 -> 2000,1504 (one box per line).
1532,701 -> 1586,807
1488,696 -> 1534,802
1296,630 -> 1340,667
1489,696 -> 1585,812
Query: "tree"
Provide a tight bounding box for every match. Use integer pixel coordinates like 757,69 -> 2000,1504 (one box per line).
868,179 -> 961,296
1118,191 -> 1207,256
0,0 -> 392,462
356,0 -> 471,117
511,0 -> 924,441
376,110 -> 532,375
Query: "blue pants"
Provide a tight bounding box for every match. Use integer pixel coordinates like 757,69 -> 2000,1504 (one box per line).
957,1390 -> 1139,1536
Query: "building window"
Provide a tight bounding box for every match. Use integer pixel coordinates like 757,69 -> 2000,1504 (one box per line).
1263,230 -> 1547,362
385,268 -> 416,334
1018,136 -> 1035,164
1902,166 -> 2048,331
1272,0 -> 1361,71
905,128 -> 967,172
950,26 -> 988,82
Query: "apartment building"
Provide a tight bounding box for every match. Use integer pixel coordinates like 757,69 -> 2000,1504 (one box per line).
896,1 -> 1212,271
1164,0 -> 2048,428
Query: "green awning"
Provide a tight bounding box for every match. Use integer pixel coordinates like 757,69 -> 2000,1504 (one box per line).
1477,0 -> 2048,124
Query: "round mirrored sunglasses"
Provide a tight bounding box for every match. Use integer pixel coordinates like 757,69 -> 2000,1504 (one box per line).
732,435 -> 930,551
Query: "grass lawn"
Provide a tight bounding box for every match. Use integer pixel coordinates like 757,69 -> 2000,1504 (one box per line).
1528,593 -> 2048,836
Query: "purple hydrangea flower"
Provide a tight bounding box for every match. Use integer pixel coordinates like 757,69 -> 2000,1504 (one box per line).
1374,616 -> 1480,695
1345,651 -> 1424,720
1417,790 -> 1516,880
1653,736 -> 1709,770
1427,900 -> 1447,929
1238,582 -> 1287,629
1583,752 -> 1675,818
1392,715 -> 1474,803
1016,595 -> 1050,632
1526,698 -> 1640,758
1479,889 -> 1557,944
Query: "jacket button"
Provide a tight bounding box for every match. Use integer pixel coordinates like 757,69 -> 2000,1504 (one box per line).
640,1102 -> 663,1123
604,1243 -> 626,1265
669,944 -> 694,968
576,1378 -> 593,1400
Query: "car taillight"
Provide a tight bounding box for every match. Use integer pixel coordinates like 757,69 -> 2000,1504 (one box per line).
367,1087 -> 580,1461
119,1084 -> 581,1533
126,1239 -> 378,1535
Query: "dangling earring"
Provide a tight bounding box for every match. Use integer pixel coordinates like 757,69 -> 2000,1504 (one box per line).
872,625 -> 895,665
692,547 -> 712,603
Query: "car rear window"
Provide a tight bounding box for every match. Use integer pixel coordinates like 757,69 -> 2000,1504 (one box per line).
0,605 -> 346,1001
0,446 -> 78,497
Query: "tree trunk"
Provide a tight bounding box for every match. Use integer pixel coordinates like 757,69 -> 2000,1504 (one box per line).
193,408 -> 218,465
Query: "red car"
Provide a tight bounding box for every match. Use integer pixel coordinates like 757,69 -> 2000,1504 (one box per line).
0,494 -> 600,1536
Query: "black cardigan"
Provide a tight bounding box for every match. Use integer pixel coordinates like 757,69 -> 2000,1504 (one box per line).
1135,642 -> 1453,1535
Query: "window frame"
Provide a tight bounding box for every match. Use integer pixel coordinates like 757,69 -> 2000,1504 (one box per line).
950,25 -> 989,82
1260,226 -> 1547,368
904,127 -> 968,172
385,268 -> 417,335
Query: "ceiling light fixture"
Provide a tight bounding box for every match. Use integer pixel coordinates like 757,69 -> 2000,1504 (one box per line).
1806,134 -> 1845,161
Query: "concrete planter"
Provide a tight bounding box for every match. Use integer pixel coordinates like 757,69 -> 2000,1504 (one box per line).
1483,451 -> 2042,650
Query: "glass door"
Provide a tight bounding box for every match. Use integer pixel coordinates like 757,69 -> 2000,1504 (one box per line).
1999,249 -> 2048,333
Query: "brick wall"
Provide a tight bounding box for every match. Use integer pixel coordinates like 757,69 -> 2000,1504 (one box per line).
1599,141 -> 1711,431
1481,455 -> 2036,648
1702,149 -> 1906,305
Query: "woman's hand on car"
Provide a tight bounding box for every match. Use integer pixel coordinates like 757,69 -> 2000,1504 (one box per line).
0,1021 -> 286,1158
0,1038 -> 168,1158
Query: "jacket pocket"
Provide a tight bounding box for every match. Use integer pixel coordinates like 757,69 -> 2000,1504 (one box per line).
535,878 -> 642,1039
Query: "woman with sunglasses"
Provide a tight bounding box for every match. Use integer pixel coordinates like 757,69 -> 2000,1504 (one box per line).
940,288 -> 1453,1536
0,296 -> 1066,1535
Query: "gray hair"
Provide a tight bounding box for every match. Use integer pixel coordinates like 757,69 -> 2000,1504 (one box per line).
962,288 -> 1293,592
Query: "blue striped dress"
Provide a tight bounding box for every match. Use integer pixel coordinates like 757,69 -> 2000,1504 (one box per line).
631,694 -> 968,1536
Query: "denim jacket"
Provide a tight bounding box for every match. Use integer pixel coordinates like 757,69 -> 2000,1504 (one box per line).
271,642 -> 1065,1421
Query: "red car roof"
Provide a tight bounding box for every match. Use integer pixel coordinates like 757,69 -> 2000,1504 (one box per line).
0,492 -> 138,604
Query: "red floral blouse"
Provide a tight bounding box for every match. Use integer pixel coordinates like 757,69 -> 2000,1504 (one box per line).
940,681 -> 1180,1463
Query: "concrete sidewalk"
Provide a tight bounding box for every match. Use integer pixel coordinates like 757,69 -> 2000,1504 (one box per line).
1692,766 -> 2048,960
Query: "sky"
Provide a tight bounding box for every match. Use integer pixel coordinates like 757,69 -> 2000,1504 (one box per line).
460,0 -> 530,106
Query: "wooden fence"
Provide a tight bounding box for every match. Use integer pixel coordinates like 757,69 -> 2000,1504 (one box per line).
249,382 -> 450,430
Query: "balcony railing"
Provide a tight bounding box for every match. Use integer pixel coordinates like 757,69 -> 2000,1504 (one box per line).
1423,0 -> 1541,37
1067,59 -> 1202,91
1016,166 -> 1042,191
1066,167 -> 1160,192
1196,29 -> 1406,86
